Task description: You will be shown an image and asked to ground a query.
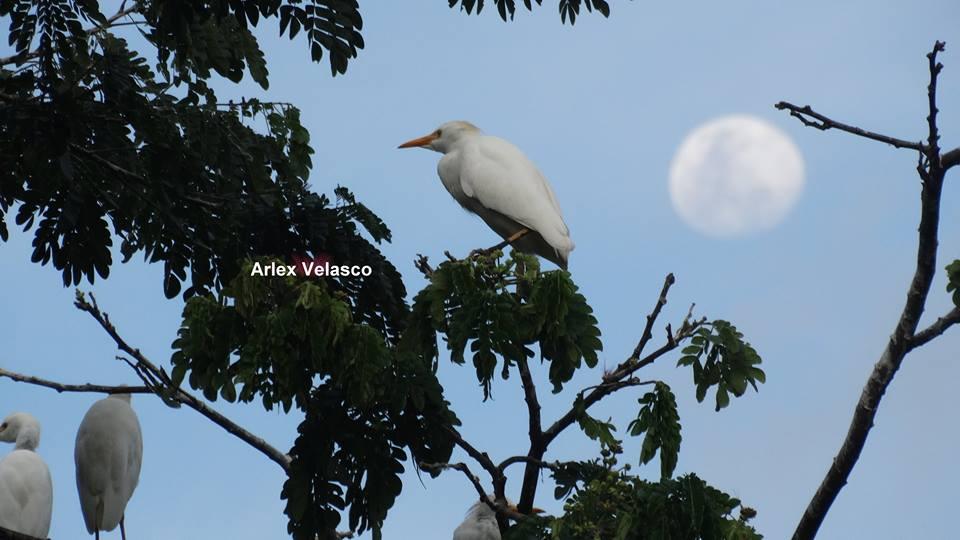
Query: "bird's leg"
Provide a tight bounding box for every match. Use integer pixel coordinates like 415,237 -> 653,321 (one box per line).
470,228 -> 530,259
120,515 -> 126,540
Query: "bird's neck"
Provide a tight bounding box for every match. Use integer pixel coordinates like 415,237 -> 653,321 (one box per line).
15,425 -> 40,451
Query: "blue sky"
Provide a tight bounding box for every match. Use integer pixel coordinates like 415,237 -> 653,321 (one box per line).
3,1 -> 960,538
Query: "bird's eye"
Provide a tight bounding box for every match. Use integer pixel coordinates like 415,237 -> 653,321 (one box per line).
0,423 -> 6,430
435,129 -> 442,137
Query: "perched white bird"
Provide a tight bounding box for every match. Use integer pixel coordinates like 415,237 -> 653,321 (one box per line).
0,412 -> 53,538
453,497 -> 504,540
75,395 -> 143,540
452,496 -> 541,540
400,121 -> 575,269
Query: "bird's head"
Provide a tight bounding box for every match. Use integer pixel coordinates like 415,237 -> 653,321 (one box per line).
398,120 -> 480,154
0,412 -> 41,450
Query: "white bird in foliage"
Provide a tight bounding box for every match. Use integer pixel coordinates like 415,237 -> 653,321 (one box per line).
399,121 -> 575,269
0,412 -> 53,538
75,395 -> 143,540
453,496 -> 541,540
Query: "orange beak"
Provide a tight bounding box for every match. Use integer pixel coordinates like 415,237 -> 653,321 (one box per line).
398,132 -> 439,149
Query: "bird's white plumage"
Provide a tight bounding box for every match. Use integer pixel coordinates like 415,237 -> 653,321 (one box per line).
0,412 -> 53,538
75,394 -> 143,536
452,498 -> 501,540
403,121 -> 574,269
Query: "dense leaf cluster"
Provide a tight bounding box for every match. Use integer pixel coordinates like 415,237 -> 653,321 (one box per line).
510,457 -> 760,540
2,1 -> 767,537
172,262 -> 458,538
405,252 -> 602,399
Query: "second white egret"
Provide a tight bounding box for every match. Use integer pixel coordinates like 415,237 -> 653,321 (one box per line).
0,412 -> 53,538
400,121 -> 575,269
452,495 -> 542,540
75,394 -> 143,540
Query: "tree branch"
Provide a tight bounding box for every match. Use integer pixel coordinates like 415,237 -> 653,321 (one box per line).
943,147 -> 960,171
790,40 -> 950,540
418,462 -> 528,522
542,275 -> 702,447
443,426 -> 506,497
908,306 -> 960,351
498,456 -> 563,474
0,368 -> 150,395
516,356 -> 544,514
774,102 -> 925,152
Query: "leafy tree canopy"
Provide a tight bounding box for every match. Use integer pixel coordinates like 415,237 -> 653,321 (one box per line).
1,1 -> 768,539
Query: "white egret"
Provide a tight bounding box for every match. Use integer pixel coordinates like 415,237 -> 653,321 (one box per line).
399,121 -> 575,269
0,412 -> 53,538
452,496 -> 542,540
75,394 -> 143,540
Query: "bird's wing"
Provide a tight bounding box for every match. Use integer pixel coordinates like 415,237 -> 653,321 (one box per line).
452,518 -> 501,540
76,408 -> 110,533
458,136 -> 572,252
0,450 -> 53,537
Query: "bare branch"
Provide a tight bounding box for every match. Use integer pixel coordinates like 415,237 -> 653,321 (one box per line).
791,41 -> 951,540
418,462 -> 530,522
420,462 -> 488,501
516,356 -> 544,513
924,41 -> 946,169
443,426 -> 506,497
632,273 -> 675,359
908,306 -> 960,351
943,147 -> 960,172
498,456 -> 564,474
541,276 -> 703,448
0,368 -> 150,395
414,254 -> 434,277
775,101 -> 925,152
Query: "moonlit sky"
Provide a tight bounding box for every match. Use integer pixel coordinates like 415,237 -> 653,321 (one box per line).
2,1 -> 960,539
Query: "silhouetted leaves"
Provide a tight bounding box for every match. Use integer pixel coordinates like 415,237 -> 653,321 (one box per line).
448,0 -> 614,23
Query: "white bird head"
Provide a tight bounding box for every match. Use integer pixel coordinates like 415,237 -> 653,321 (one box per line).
398,120 -> 481,154
465,495 -> 544,519
0,412 -> 42,451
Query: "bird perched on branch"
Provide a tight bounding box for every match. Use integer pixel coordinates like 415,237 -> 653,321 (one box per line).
399,121 -> 574,270
0,412 -> 53,539
452,495 -> 542,540
75,394 -> 143,540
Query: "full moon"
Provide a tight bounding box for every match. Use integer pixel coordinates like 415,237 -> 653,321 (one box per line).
668,115 -> 805,236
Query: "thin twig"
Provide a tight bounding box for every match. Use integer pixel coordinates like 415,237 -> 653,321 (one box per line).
498,456 -> 564,474
0,369 -> 150,394
774,101 -> 925,152
908,306 -> 960,351
632,273 -> 675,359
541,276 -> 704,447
418,462 -> 529,522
